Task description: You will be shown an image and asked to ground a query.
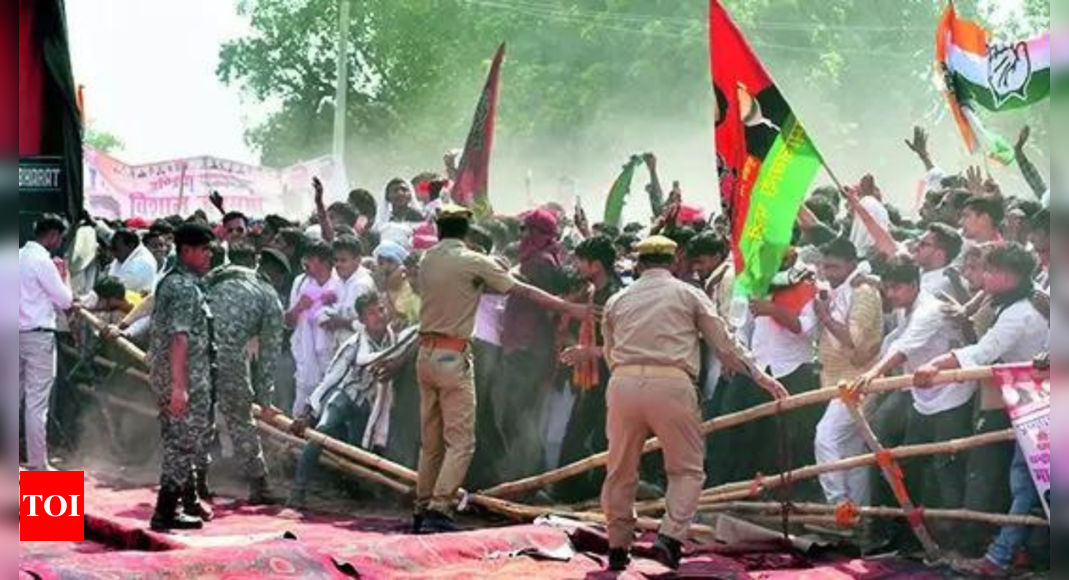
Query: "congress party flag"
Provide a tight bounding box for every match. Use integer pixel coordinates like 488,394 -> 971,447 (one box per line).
936,3 -> 1050,163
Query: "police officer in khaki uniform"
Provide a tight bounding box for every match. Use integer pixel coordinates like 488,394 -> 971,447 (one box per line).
414,205 -> 592,533
600,236 -> 789,571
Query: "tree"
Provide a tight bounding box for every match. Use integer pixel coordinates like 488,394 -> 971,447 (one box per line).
219,0 -> 1043,212
85,128 -> 124,154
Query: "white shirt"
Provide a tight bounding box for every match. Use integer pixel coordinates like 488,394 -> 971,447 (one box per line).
20,242 -> 74,331
849,196 -> 891,259
376,222 -> 416,250
330,267 -> 377,346
886,293 -> 975,415
290,273 -> 345,362
474,294 -> 508,346
752,301 -> 818,379
955,298 -> 1050,369
108,244 -> 158,295
921,267 -> 954,298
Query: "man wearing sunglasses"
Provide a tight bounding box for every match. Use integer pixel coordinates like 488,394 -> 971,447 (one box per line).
222,212 -> 249,246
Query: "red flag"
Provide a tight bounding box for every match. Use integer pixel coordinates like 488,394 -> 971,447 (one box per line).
709,0 -> 822,297
452,43 -> 505,219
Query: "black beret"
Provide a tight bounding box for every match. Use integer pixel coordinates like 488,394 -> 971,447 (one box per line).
174,222 -> 216,248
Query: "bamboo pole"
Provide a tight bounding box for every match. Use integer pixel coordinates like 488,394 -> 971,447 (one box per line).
257,412 -> 418,484
72,308 -> 550,522
75,307 -> 150,366
72,380 -> 410,496
843,395 -> 940,559
629,429 -> 1015,515
72,308 -> 421,485
256,421 -> 412,495
699,502 -> 1048,528
481,367 -> 996,498
69,311 -> 419,492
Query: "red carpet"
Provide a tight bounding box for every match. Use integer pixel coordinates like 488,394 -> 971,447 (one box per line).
19,473 -> 945,579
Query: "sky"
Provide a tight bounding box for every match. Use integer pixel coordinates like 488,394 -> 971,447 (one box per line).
66,0 -> 259,165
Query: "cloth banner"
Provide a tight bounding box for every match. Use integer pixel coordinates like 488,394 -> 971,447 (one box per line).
995,364 -> 1051,518
84,147 -> 347,220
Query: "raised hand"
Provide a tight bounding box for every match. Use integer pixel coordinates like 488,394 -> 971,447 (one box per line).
313,177 -> 325,208
904,126 -> 930,160
209,191 -> 225,213
966,166 -> 985,196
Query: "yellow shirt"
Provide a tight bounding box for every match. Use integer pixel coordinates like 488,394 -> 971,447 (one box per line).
418,239 -> 516,338
604,269 -> 757,381
818,284 -> 884,389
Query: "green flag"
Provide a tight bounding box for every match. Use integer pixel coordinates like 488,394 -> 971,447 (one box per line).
603,156 -> 641,228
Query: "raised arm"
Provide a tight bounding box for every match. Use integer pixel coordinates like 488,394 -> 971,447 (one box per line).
642,153 -> 666,217
905,126 -> 936,172
845,181 -> 898,260
313,177 -> 336,243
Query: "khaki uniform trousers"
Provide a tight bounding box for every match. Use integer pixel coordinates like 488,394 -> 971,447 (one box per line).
415,345 -> 477,516
601,370 -> 706,548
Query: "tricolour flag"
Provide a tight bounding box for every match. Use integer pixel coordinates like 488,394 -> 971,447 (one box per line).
936,3 -> 1050,163
710,0 -> 822,300
452,44 -> 506,219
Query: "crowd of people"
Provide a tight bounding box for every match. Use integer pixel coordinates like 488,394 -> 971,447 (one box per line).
19,125 -> 1055,575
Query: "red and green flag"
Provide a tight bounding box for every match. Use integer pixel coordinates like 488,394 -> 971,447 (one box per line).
936,3 -> 1050,164
710,0 -> 822,300
452,43 -> 506,219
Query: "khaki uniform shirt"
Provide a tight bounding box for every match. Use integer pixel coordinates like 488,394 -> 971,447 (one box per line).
418,239 -> 517,339
604,268 -> 757,381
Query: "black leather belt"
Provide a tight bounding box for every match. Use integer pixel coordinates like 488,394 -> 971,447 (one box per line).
19,328 -> 56,334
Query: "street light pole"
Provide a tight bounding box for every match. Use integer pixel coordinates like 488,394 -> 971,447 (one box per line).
333,0 -> 351,163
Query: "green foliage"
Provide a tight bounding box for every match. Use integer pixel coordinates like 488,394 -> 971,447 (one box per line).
219,0 -> 1046,208
85,128 -> 125,154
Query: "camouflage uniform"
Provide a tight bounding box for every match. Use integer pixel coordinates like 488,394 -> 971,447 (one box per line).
201,265 -> 285,480
148,264 -> 214,494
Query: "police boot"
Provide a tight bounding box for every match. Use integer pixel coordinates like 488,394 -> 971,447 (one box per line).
182,482 -> 214,522
607,548 -> 631,572
248,477 -> 281,506
651,534 -> 683,571
151,488 -> 204,533
195,469 -> 214,502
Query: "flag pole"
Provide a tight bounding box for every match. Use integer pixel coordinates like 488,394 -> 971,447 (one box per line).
818,155 -> 848,193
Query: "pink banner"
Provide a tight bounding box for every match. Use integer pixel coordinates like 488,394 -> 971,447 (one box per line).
995,364 -> 1051,519
84,147 -> 347,221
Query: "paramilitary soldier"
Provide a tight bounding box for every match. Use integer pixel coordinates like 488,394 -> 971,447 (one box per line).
195,251 -> 286,508
148,223 -> 216,532
600,235 -> 790,572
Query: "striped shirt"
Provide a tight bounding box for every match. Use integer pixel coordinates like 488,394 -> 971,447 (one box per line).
818,283 -> 884,389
